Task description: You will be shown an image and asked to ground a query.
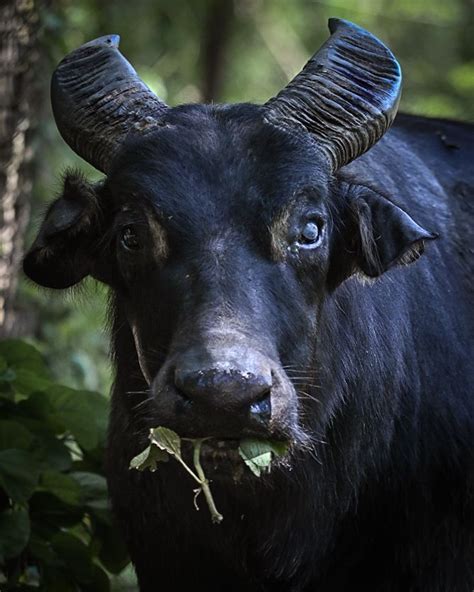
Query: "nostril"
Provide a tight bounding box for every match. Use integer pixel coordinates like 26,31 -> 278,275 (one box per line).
249,391 -> 272,418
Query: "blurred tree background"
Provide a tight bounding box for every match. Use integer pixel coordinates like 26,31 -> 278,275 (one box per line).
0,0 -> 473,589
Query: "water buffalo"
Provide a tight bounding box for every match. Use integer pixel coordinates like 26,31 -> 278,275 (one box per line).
24,19 -> 474,592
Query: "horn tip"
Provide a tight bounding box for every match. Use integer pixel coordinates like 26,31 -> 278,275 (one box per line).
327,17 -> 340,33
328,18 -> 353,34
328,18 -> 377,38
81,34 -> 121,50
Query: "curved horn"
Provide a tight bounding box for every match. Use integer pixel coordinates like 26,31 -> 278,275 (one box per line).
51,35 -> 168,173
264,19 -> 402,171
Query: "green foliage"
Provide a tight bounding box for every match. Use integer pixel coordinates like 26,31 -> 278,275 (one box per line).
0,340 -> 129,591
16,281 -> 111,395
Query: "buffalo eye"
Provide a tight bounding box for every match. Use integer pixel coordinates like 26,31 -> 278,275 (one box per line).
120,226 -> 141,251
296,221 -> 322,249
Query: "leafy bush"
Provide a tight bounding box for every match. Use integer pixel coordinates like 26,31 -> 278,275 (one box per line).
0,340 -> 129,591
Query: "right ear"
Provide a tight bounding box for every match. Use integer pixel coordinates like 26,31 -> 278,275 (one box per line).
23,172 -> 103,289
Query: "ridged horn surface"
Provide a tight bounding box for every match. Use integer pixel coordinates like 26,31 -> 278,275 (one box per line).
264,19 -> 402,170
51,35 -> 168,173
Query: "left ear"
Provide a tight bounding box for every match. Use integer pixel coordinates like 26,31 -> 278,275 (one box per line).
23,172 -> 103,289
330,185 -> 438,284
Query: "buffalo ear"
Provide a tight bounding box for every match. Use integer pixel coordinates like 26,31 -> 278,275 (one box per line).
330,185 -> 438,286
23,172 -> 102,289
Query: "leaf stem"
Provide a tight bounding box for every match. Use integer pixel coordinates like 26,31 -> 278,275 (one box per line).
192,439 -> 223,524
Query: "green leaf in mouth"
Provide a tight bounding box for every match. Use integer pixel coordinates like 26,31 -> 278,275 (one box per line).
238,438 -> 290,477
150,426 -> 181,458
129,428 -> 290,523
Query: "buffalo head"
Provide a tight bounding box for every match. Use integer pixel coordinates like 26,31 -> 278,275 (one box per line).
24,21 -> 435,453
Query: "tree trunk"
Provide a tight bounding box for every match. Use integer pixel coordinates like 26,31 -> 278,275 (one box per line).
0,0 -> 40,338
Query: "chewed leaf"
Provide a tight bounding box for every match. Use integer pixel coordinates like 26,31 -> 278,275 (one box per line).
129,443 -> 169,472
150,427 -> 182,457
238,438 -> 290,477
129,447 -> 150,470
240,450 -> 272,477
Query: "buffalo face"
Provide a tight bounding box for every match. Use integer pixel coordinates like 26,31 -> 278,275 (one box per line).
24,21 -> 436,459
24,104 -> 434,449
105,109 -> 334,445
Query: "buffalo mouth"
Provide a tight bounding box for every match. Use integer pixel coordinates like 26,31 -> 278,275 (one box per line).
181,436 -> 292,482
133,346 -> 302,480
189,439 -> 243,481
